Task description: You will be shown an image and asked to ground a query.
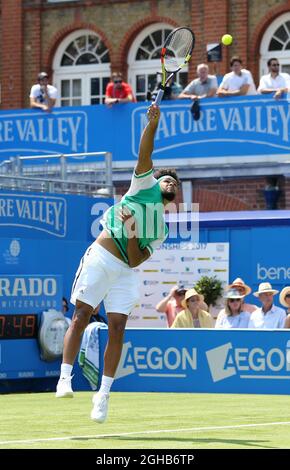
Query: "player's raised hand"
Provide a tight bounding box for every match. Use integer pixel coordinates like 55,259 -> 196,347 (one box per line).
147,104 -> 160,124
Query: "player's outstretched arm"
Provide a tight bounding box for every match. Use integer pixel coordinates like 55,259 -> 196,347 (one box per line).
135,104 -> 160,175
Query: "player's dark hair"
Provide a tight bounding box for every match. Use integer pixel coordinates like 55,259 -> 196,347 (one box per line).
154,168 -> 180,186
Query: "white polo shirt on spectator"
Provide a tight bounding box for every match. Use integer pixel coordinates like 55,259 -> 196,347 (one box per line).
248,304 -> 286,329
258,73 -> 290,93
182,75 -> 218,96
220,69 -> 256,95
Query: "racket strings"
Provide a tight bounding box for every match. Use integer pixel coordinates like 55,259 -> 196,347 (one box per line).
164,29 -> 194,72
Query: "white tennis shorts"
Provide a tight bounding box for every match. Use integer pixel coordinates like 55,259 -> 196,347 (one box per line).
70,242 -> 140,315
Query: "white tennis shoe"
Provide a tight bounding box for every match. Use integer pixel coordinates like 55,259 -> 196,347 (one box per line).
55,376 -> 74,398
90,393 -> 109,423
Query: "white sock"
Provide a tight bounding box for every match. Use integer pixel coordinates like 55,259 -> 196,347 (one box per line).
99,375 -> 114,395
60,363 -> 73,379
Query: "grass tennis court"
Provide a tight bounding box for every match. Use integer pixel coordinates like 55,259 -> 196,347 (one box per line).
0,391 -> 290,449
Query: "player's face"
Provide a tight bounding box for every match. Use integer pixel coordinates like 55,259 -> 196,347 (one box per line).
159,177 -> 178,202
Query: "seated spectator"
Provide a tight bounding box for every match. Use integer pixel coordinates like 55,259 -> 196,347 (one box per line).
249,282 -> 286,329
226,277 -> 258,313
217,56 -> 256,97
30,72 -> 57,112
156,285 -> 186,327
279,286 -> 290,328
105,72 -> 136,106
215,288 -> 250,329
258,58 -> 290,100
178,63 -> 218,100
171,288 -> 213,328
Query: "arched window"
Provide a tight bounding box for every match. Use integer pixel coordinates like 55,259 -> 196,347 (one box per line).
53,30 -> 111,106
260,13 -> 290,77
128,24 -> 188,101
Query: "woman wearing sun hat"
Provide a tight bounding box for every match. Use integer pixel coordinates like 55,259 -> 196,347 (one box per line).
171,288 -> 213,328
215,288 -> 250,329
279,286 -> 290,328
248,282 -> 286,329
227,277 -> 258,313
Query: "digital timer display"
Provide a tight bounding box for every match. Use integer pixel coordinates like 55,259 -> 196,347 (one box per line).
0,314 -> 38,340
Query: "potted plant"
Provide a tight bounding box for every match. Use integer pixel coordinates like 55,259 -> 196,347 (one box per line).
195,275 -> 223,319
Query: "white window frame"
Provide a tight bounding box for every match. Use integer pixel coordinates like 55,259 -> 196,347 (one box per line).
260,13 -> 290,77
128,23 -> 188,100
53,29 -> 111,106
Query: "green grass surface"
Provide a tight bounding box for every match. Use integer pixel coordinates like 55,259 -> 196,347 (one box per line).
0,391 -> 290,449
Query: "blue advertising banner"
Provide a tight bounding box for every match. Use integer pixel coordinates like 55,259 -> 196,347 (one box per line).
0,190 -> 113,240
0,109 -> 91,156
1,96 -> 290,162
0,339 -> 62,380
0,192 -> 67,238
0,274 -> 62,313
99,329 -> 290,395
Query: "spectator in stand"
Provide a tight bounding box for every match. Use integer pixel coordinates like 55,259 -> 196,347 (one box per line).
156,285 -> 186,327
178,64 -> 218,100
215,288 -> 250,329
178,64 -> 218,120
258,58 -> 290,100
226,277 -> 258,313
171,288 -> 213,328
30,72 -> 57,112
249,282 -> 286,329
279,286 -> 290,328
105,72 -> 136,106
217,56 -> 256,97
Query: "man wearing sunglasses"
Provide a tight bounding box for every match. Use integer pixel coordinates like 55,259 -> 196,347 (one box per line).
258,58 -> 290,100
105,72 -> 136,106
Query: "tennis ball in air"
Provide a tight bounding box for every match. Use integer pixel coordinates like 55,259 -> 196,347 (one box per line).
221,34 -> 233,46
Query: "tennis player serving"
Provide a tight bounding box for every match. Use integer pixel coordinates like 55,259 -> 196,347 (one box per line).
56,104 -> 180,423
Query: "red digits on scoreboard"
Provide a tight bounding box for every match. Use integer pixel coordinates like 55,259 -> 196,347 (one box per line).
25,315 -> 36,337
0,316 -> 5,337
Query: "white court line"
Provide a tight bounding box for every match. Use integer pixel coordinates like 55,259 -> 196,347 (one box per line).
1,421 -> 290,446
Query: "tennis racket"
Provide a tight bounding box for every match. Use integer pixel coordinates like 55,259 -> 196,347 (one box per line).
154,27 -> 195,105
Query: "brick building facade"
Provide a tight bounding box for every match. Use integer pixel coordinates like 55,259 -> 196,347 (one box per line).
1,0 -> 290,211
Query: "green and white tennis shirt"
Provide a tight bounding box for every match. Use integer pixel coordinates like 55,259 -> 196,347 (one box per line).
101,168 -> 168,264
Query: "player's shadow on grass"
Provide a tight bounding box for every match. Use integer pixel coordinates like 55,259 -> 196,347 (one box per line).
108,437 -> 276,449
71,436 -> 276,449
